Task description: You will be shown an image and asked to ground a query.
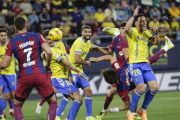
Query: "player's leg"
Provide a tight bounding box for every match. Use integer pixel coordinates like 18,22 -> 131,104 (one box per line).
96,85 -> 117,119
8,96 -> 14,117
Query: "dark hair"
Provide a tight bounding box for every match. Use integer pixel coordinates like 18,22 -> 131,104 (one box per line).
101,68 -> 118,84
0,28 -> 8,33
82,25 -> 91,31
42,29 -> 50,38
14,16 -> 26,30
120,21 -> 127,28
134,13 -> 145,22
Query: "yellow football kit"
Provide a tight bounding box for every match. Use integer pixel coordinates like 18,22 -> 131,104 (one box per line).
69,37 -> 92,74
127,27 -> 154,63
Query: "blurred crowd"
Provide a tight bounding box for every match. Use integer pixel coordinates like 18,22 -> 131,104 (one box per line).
1,0 -> 180,44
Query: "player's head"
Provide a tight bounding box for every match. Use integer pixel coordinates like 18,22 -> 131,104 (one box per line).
119,21 -> 127,39
14,16 -> 27,32
134,13 -> 147,31
0,28 -> 8,45
101,68 -> 118,84
42,29 -> 55,47
81,25 -> 92,42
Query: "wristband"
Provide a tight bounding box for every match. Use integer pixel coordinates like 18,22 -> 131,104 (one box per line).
155,33 -> 159,35
132,15 -> 135,18
68,72 -> 72,77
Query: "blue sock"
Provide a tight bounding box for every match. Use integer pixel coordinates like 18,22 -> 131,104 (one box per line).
142,90 -> 157,110
85,96 -> 92,117
66,111 -> 70,119
12,99 -> 14,109
0,96 -> 3,115
56,97 -> 70,117
69,100 -> 81,120
130,91 -> 143,113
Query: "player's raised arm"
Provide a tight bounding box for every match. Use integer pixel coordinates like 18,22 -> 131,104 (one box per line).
89,55 -> 116,65
125,5 -> 141,34
149,26 -> 160,45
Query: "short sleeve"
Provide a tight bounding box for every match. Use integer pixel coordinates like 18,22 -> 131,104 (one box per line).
111,61 -> 121,72
38,33 -> 46,45
52,49 -> 62,62
145,30 -> 154,41
5,40 -> 13,57
127,28 -> 135,39
75,42 -> 83,54
109,39 -> 114,50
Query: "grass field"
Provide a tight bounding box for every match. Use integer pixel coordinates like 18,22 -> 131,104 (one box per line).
4,91 -> 180,120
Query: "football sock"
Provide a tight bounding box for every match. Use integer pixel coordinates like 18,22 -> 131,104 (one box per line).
8,97 -> 13,109
48,100 -> 57,120
11,99 -> 14,109
39,98 -> 46,106
56,97 -> 70,117
66,111 -> 70,119
85,96 -> 92,117
147,49 -> 166,64
69,100 -> 81,120
14,104 -> 24,120
104,94 -> 113,110
142,90 -> 157,110
0,96 -> 3,116
130,91 -> 143,113
117,34 -> 128,48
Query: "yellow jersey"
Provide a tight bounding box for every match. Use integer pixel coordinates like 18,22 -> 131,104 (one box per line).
69,37 -> 92,74
127,27 -> 154,63
51,42 -> 69,79
0,42 -> 15,75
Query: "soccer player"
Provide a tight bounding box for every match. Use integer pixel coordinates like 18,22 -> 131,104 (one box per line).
0,16 -> 57,120
0,28 -> 16,120
68,25 -> 97,120
125,5 -> 160,120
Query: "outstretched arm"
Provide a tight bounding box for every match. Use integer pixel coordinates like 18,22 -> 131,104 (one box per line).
89,55 -> 116,65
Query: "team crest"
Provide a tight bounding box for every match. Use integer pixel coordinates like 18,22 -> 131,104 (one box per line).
68,87 -> 71,91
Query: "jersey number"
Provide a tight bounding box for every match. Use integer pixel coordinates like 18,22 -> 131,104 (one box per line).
23,47 -> 35,67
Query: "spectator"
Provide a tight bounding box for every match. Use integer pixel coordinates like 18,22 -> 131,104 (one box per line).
50,8 -> 61,23
115,20 -> 121,28
36,23 -> 45,34
13,2 -> 21,15
141,0 -> 153,7
59,22 -> 70,37
0,11 -> 5,27
101,17 -> 115,29
91,33 -> 101,45
0,0 -> 10,16
171,17 -> 179,39
111,0 -> 119,9
104,2 -> 117,22
168,2 -> 180,20
94,8 -> 106,23
84,9 -> 94,25
120,0 -> 129,10
90,19 -> 103,35
148,16 -> 160,28
62,0 -> 74,13
5,10 -> 14,26
116,4 -> 129,21
33,0 -> 42,14
39,7 -> 50,25
128,5 -> 135,18
143,8 -> 151,23
28,9 -> 39,26
160,2 -> 170,19
52,0 -> 62,12
160,16 -> 171,32
20,0 -> 33,15
4,23 -> 14,39
71,7 -> 83,24
153,0 -> 160,8
42,0 -> 53,13
95,0 -> 110,10
61,8 -> 73,25
27,22 -> 34,32
150,6 -> 161,20
51,21 -> 57,28
17,10 -> 28,20
159,26 -> 167,41
69,21 -> 78,37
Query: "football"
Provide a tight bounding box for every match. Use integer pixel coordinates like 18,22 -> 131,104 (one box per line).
48,28 -> 63,42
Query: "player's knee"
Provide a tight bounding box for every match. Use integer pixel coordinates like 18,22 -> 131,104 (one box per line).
3,93 -> 9,100
151,86 -> 159,92
84,87 -> 92,96
136,83 -> 145,93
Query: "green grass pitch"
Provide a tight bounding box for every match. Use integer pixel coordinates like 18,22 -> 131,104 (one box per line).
5,91 -> 180,120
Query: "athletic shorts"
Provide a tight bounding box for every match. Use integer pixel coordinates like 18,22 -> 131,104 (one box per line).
0,74 -> 9,94
47,72 -> 52,86
52,78 -> 77,98
128,62 -> 157,85
15,73 -> 54,102
72,73 -> 89,89
0,74 -> 16,92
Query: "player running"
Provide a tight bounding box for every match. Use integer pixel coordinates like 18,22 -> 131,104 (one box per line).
124,5 -> 163,120
0,28 -> 16,120
0,16 -> 57,120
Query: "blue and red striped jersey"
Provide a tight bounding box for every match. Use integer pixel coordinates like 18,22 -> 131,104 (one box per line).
109,38 -> 128,68
5,32 -> 46,77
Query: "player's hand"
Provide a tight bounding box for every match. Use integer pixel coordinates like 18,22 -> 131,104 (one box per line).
78,72 -> 87,81
133,5 -> 141,16
86,61 -> 91,67
150,25 -> 158,34
89,57 -> 97,63
44,65 -> 51,72
91,44 -> 98,51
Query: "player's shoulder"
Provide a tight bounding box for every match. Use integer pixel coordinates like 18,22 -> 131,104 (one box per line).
75,37 -> 83,44
87,40 -> 91,44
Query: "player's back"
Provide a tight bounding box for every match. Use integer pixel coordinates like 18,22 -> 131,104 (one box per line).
127,27 -> 153,63
7,32 -> 46,77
